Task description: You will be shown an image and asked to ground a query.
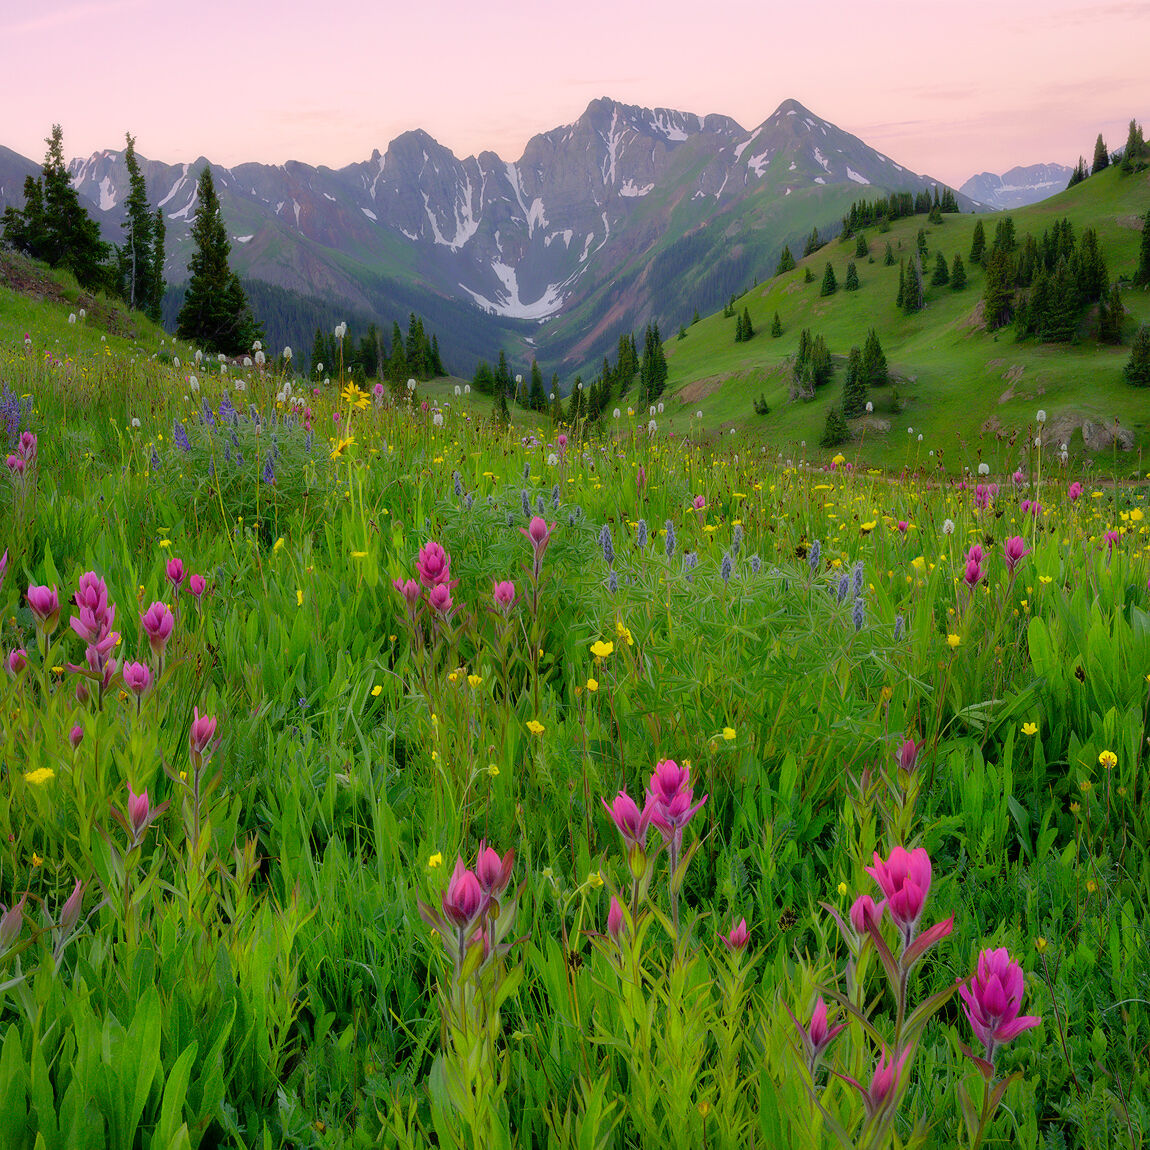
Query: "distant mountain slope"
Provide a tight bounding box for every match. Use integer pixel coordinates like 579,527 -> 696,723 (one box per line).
960,163 -> 1073,209
1,98 -> 977,374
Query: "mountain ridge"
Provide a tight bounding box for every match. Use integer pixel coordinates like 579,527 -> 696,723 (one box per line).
1,96 -> 981,372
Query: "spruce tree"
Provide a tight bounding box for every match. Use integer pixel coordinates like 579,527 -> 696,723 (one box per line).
1134,210 -> 1150,286
1067,156 -> 1088,188
969,220 -> 986,266
861,328 -> 888,388
916,228 -> 928,258
430,333 -> 445,376
176,165 -> 259,355
770,311 -> 782,337
1124,324 -> 1150,385
741,307 -> 753,340
4,125 -> 111,290
982,247 -> 1015,330
775,245 -> 796,275
803,227 -> 822,257
854,233 -> 868,259
147,206 -> 165,322
1091,133 -> 1110,175
819,262 -> 837,297
1121,118 -> 1146,171
950,252 -> 966,290
819,405 -> 850,447
311,328 -> 327,378
528,359 -> 546,410
804,267 -> 815,284
842,346 -> 866,417
119,133 -> 155,312
883,241 -> 895,267
387,321 -> 407,385
844,262 -> 859,291
903,256 -> 925,314
734,312 -> 744,342
931,252 -> 950,286
896,260 -> 906,309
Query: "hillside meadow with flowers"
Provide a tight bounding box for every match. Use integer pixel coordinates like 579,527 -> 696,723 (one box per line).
1,301 -> 1149,1150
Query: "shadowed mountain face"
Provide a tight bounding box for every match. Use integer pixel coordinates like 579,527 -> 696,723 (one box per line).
2,99 -> 975,372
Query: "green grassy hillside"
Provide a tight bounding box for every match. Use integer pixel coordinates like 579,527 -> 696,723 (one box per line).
662,166 -> 1150,474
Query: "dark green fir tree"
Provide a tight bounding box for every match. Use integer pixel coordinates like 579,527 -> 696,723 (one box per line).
844,262 -> 859,291
770,311 -> 782,337
819,262 -> 837,296
950,252 -> 966,290
969,220 -> 986,266
176,165 -> 260,355
1091,133 -> 1110,175
1124,323 -> 1150,385
775,245 -> 796,275
930,252 -> 950,286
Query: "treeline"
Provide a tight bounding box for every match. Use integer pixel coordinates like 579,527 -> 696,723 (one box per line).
2,126 -> 165,320
977,215 -> 1120,341
1067,118 -> 1147,187
472,323 -> 668,427
840,186 -> 960,237
309,315 -> 445,383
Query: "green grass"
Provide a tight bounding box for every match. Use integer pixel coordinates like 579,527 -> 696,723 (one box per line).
663,166 -> 1150,473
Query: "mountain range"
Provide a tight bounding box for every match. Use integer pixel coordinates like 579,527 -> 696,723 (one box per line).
959,163 -> 1074,210
2,98 -> 1007,373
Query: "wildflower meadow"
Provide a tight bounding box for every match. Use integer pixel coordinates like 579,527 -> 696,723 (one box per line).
1,322 -> 1148,1149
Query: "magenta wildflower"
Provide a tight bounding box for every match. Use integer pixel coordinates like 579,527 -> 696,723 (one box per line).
850,893 -> 885,936
128,786 -> 150,839
720,917 -> 749,951
7,647 -> 27,675
1004,535 -> 1030,574
27,584 -> 60,634
165,557 -> 185,592
865,847 -> 933,944
0,894 -> 26,953
960,947 -> 1042,1065
520,516 -> 556,578
896,738 -> 922,773
790,996 -> 845,1068
607,895 -> 626,943
69,724 -> 84,749
1068,481 -> 1083,501
492,579 -> 517,612
415,541 -> 452,589
141,601 -> 174,658
601,790 -> 654,850
189,706 -> 218,769
188,573 -> 206,599
427,583 -> 454,616
121,661 -> 152,698
475,841 -> 514,898
440,858 -> 488,930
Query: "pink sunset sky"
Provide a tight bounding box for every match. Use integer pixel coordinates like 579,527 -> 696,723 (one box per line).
4,0 -> 1147,188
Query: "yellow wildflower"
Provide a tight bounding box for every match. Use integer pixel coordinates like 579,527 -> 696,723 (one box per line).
526,720 -> 545,735
590,640 -> 614,659
722,727 -> 736,741
468,674 -> 483,688
371,685 -> 382,697
31,852 -> 42,868
428,852 -> 443,869
586,677 -> 598,692
1022,721 -> 1038,736
1035,936 -> 1047,954
296,589 -> 303,607
946,633 -> 961,649
1099,749 -> 1117,769
23,767 -> 55,786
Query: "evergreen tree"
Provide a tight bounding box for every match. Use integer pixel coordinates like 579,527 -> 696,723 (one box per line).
692,308 -> 700,324
810,335 -> 833,387
842,345 -> 866,417
803,227 -> 822,257
640,322 -> 668,401
930,252 -> 950,286
430,333 -> 445,376
982,247 -> 1015,330
741,306 -> 754,340
916,228 -> 928,258
903,256 -> 925,314
861,328 -> 888,388
493,379 -> 510,425
386,321 -> 407,385
854,233 -> 868,259
3,126 -> 111,290
1124,324 -> 1150,385
1067,156 -> 1088,188
819,262 -> 838,297
118,133 -> 155,312
896,260 -> 906,309
147,206 -> 165,322
991,217 -> 1016,257
775,245 -> 796,275
311,328 -> 327,377
770,311 -> 782,338
528,359 -> 546,410
844,262 -> 859,291
734,312 -> 744,342
1134,210 -> 1150,286
472,360 -> 494,396
1121,118 -> 1146,172
804,267 -> 815,284
969,220 -> 986,266
1091,133 -> 1110,175
819,405 -> 850,447
883,241 -> 895,267
950,252 -> 967,290
176,166 -> 260,354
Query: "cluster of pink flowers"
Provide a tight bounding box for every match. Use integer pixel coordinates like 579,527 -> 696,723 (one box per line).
394,539 -> 460,619
963,544 -> 985,589
419,842 -> 514,969
5,431 -> 37,481
973,483 -> 998,510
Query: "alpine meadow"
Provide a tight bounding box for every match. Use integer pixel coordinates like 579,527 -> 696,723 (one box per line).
1,87 -> 1150,1150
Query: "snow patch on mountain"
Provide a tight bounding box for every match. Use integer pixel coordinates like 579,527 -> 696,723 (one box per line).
362,207 -> 377,221
846,167 -> 870,185
461,261 -> 565,319
98,176 -> 117,211
619,180 -> 654,197
158,168 -> 190,208
813,147 -> 831,173
734,129 -> 762,162
234,235 -> 253,244
647,110 -> 688,141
